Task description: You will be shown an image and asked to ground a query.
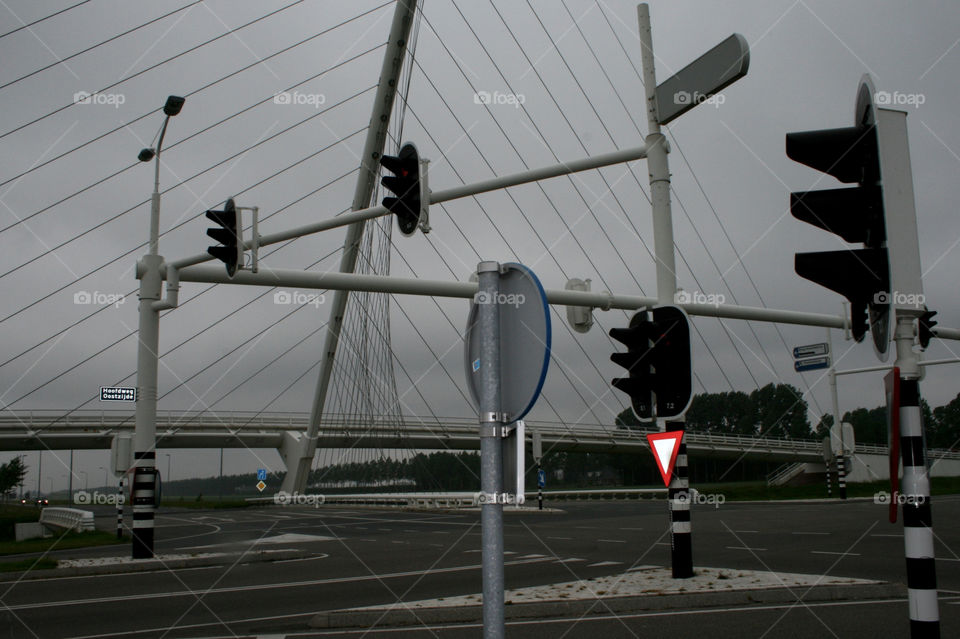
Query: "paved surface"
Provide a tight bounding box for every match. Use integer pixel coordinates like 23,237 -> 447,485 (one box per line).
0,496 -> 958,637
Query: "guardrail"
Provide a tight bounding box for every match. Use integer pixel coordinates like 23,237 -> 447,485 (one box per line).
528,488 -> 666,500
39,507 -> 95,532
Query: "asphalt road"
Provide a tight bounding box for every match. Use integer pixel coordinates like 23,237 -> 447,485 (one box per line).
2,496 -> 959,638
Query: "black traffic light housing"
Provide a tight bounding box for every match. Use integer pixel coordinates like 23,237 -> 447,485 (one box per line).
206,198 -> 242,277
610,305 -> 692,421
610,311 -> 654,419
380,142 -> 428,236
787,81 -> 890,357
918,309 -> 938,350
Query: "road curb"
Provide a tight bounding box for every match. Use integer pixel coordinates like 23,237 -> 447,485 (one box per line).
4,548 -> 316,580
308,582 -> 904,629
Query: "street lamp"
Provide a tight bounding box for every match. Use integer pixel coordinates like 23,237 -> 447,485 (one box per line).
132,95 -> 185,559
138,95 -> 185,255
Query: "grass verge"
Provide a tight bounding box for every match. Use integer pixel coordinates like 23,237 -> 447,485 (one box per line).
0,557 -> 58,573
0,530 -> 127,556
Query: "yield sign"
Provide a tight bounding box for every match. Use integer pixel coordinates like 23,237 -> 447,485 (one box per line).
646,431 -> 684,487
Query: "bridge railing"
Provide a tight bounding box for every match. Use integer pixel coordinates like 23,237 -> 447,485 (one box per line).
2,410 -> 958,459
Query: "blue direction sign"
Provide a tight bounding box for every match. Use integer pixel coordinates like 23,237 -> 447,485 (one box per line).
794,356 -> 830,372
537,469 -> 546,488
793,343 -> 829,359
256,468 -> 267,481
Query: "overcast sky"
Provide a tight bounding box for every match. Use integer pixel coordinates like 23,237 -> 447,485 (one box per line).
2,1 -> 959,493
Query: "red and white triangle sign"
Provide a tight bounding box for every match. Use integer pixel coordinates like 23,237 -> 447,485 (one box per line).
646,430 -> 684,487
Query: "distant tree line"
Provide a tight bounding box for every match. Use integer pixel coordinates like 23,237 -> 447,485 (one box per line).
615,382 -> 960,450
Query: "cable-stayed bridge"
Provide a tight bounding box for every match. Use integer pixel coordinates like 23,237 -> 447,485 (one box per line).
4,410 -> 959,470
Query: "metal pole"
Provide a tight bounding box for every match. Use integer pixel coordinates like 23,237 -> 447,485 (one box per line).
218,448 -> 224,502
893,314 -> 939,637
36,449 -> 41,497
477,261 -> 504,639
285,0 -> 418,495
638,3 -> 692,579
169,142 -> 649,272
68,450 -> 73,500
117,476 -> 124,539
825,458 -> 832,498
537,462 -> 543,511
131,124 -> 168,559
172,264 -> 960,341
836,454 -> 847,500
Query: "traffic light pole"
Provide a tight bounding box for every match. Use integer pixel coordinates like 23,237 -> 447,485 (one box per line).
131,99 -> 184,558
638,3 -> 692,579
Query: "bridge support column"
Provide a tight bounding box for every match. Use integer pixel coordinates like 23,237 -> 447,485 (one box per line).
278,431 -> 316,494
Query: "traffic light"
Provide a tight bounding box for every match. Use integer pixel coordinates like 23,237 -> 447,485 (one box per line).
787,79 -> 890,357
380,142 -> 429,236
610,305 -> 692,420
918,309 -> 937,350
610,311 -> 654,419
206,198 -> 242,277
650,305 -> 693,417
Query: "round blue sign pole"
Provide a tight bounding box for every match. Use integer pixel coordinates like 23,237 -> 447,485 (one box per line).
476,261 -> 505,639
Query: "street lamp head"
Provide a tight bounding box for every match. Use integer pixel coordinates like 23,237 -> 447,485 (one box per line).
138,148 -> 156,162
163,95 -> 185,116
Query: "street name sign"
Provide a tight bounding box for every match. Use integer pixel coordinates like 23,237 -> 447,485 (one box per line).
100,386 -> 136,402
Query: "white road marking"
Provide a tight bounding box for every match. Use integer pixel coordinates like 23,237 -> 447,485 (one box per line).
588,561 -> 623,567
726,546 -> 767,552
5,557 -> 555,613
597,539 -> 626,544
67,596 -> 960,638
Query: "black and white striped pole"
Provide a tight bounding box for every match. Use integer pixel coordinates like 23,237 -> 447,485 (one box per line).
835,453 -> 847,500
898,375 -> 938,636
666,420 -> 692,578
822,436 -> 833,498
116,476 -> 124,539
